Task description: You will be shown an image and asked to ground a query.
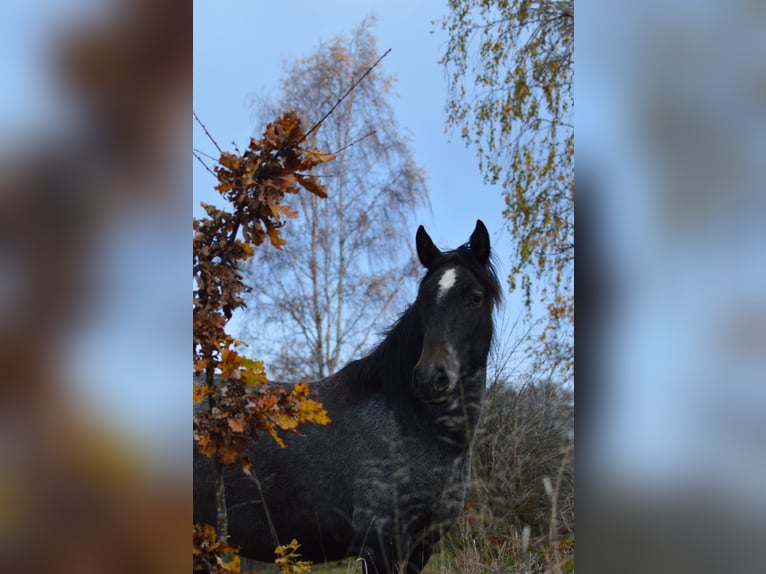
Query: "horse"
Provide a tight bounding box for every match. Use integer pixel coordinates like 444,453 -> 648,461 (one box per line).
193,220 -> 501,573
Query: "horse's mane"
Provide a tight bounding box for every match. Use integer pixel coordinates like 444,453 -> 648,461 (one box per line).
340,243 -> 502,409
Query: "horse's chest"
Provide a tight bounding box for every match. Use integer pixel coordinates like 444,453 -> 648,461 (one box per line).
407,450 -> 467,498
353,437 -> 469,527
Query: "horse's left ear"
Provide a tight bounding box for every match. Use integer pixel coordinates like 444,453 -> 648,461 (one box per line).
416,225 -> 442,269
469,220 -> 490,265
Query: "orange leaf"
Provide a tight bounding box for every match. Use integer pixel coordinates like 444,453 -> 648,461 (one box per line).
277,204 -> 299,218
228,413 -> 247,433
218,444 -> 238,464
197,432 -> 217,458
219,346 -> 241,377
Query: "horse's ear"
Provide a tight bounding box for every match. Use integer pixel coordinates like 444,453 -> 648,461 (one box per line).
469,220 -> 490,265
416,225 -> 442,269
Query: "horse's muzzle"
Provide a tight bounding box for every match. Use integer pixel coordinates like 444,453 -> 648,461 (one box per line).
412,362 -> 456,404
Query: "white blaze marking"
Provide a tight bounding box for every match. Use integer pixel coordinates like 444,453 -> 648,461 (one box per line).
437,268 -> 457,301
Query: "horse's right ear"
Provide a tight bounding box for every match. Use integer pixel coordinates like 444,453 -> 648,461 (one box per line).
469,219 -> 491,265
416,225 -> 442,269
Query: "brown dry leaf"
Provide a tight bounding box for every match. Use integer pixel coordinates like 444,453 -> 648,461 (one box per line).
277,173 -> 297,190
276,204 -> 299,218
295,173 -> 328,198
240,456 -> 252,476
304,149 -> 337,164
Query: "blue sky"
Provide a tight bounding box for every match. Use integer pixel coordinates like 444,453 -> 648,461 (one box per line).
193,0 -> 516,279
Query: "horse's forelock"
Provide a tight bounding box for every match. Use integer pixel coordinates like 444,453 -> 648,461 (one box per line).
422,245 -> 502,310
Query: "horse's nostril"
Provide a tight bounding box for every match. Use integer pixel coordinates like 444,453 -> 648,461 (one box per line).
414,364 -> 452,399
433,371 -> 450,393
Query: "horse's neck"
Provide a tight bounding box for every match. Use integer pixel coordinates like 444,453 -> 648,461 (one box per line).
373,305 -> 423,393
429,374 -> 487,450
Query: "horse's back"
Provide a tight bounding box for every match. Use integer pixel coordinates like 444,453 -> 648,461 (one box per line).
193,376 -> 361,561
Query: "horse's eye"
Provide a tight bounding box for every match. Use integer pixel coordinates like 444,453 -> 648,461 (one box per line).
469,293 -> 484,308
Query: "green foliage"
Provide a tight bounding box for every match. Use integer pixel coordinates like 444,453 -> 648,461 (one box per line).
439,0 -> 573,377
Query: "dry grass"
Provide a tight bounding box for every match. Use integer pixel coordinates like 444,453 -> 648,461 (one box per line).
241,378 -> 574,574
433,378 -> 575,574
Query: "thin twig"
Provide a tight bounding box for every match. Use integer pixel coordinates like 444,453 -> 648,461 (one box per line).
193,150 -> 216,178
194,111 -> 223,154
194,147 -> 219,162
216,52 -> 390,249
333,130 -> 377,155
300,48 -> 392,145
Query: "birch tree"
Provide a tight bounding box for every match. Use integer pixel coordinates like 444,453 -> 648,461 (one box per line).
439,0 -> 573,377
241,18 -> 428,380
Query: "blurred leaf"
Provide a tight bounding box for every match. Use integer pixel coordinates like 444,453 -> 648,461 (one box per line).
193,383 -> 209,404
227,413 -> 246,433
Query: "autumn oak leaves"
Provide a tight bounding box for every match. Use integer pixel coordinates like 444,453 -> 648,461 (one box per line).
193,113 -> 334,572
193,111 -> 334,461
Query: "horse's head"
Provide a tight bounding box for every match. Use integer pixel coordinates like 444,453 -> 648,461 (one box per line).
411,220 -> 501,404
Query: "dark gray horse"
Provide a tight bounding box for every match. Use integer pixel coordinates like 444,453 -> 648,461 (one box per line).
194,220 -> 501,573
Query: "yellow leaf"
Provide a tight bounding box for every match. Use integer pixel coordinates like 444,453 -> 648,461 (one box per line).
267,228 -> 287,249
240,358 -> 267,386
268,428 -> 286,448
291,381 -> 309,399
241,369 -> 267,387
240,358 -> 264,371
193,383 -> 209,404
299,399 -> 331,425
238,242 -> 254,260
273,412 -> 299,431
